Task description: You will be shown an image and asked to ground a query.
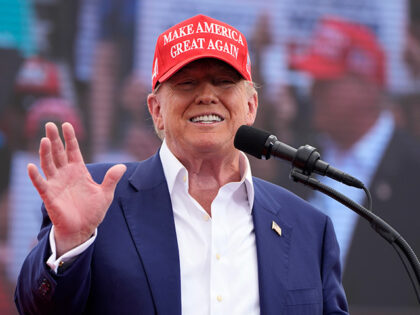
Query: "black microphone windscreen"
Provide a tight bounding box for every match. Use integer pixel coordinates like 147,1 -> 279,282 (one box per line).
234,125 -> 271,159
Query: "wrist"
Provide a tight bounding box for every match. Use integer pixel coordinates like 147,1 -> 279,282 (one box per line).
54,229 -> 93,257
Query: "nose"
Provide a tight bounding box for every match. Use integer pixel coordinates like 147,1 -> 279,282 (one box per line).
195,82 -> 218,105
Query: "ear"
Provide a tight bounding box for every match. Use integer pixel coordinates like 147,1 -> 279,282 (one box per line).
245,89 -> 258,125
147,93 -> 164,131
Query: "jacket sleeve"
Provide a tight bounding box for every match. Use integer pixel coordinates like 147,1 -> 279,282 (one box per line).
321,216 -> 349,314
14,205 -> 95,315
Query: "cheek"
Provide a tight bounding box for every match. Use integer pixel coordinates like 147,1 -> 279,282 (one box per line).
231,104 -> 251,125
315,90 -> 347,114
161,106 -> 186,132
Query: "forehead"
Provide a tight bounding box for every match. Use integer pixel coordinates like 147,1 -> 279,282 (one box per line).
170,58 -> 242,79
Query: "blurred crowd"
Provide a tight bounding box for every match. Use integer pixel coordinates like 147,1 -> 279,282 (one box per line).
0,0 -> 420,314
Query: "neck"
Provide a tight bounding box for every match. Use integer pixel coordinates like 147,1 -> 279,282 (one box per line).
177,149 -> 242,215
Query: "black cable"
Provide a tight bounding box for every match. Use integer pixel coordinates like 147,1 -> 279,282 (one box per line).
362,184 -> 373,211
391,241 -> 420,303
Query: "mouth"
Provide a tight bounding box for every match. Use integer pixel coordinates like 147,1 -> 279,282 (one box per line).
189,114 -> 224,124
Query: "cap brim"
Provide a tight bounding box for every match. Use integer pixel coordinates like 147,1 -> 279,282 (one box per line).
158,52 -> 249,85
290,54 -> 345,79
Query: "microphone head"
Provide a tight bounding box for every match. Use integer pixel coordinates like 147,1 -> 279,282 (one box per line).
234,125 -> 272,159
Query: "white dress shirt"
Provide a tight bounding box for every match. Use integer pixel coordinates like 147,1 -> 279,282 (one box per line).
47,140 -> 260,315
160,140 -> 259,315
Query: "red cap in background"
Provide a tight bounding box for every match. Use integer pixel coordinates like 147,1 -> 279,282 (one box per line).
15,57 -> 60,95
290,16 -> 386,87
25,97 -> 84,140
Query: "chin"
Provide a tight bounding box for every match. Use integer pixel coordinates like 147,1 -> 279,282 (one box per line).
190,136 -> 231,153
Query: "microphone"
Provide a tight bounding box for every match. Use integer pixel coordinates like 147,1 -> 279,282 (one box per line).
234,125 -> 364,188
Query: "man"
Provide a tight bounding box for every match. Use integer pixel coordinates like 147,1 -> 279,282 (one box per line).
290,16 -> 420,311
15,15 -> 348,314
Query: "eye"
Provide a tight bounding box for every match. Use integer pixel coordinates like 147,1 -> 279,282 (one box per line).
180,80 -> 194,85
214,77 -> 236,86
174,79 -> 196,90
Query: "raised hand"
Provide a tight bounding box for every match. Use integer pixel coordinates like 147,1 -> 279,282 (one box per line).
27,122 -> 126,256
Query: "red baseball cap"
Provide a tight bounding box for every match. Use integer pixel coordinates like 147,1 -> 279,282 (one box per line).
15,57 -> 60,95
151,14 -> 252,89
25,97 -> 85,140
290,16 -> 386,87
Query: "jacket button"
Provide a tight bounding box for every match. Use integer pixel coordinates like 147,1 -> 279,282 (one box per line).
38,278 -> 51,296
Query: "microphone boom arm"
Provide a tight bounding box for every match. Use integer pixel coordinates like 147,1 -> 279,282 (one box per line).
290,168 -> 420,304
233,125 -> 420,302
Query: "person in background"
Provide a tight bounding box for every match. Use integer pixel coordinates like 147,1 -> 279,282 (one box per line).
290,15 -> 420,312
15,15 -> 348,314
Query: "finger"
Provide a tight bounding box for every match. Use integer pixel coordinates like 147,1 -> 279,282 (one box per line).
39,137 -> 57,179
101,164 -> 127,196
45,122 -> 68,168
27,163 -> 48,197
62,122 -> 84,163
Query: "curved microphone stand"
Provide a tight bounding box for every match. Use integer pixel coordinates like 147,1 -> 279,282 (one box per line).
290,168 -> 420,304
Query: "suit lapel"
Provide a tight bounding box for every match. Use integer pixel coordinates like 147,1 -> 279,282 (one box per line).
117,154 -> 295,314
253,180 -> 293,314
120,153 -> 181,315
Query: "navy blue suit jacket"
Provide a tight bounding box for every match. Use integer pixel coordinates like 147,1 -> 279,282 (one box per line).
15,152 -> 348,314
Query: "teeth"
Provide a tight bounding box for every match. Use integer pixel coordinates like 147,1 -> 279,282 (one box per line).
191,114 -> 223,123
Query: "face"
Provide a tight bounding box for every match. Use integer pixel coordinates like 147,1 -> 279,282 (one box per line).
311,74 -> 379,145
147,59 -> 258,159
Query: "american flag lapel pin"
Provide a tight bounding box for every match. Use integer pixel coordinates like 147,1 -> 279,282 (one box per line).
272,221 -> 282,236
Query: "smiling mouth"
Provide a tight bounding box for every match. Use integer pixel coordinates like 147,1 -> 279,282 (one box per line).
190,114 -> 224,124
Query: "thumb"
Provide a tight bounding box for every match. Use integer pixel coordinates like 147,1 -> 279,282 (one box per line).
101,164 -> 127,194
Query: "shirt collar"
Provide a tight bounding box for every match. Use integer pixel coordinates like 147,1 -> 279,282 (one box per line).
159,139 -> 254,211
351,110 -> 394,165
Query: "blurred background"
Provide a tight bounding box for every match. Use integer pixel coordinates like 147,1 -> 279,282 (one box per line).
1,0 -> 420,314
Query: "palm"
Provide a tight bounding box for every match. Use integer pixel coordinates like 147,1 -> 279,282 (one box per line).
42,163 -> 106,235
28,123 -> 126,255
